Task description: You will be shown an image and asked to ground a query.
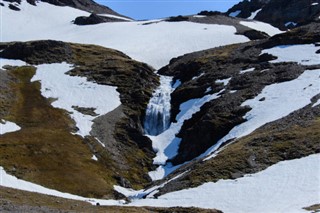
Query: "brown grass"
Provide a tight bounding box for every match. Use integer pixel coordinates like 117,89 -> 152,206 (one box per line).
0,66 -> 118,198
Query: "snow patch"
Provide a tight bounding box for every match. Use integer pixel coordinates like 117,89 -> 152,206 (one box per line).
248,9 -> 261,20
229,10 -> 241,17
262,44 -> 320,65
240,21 -> 283,36
0,120 -> 21,135
285,22 -> 297,27
240,67 -> 255,74
193,15 -> 206,18
216,77 -> 231,86
1,58 -> 26,68
31,63 -> 121,137
91,155 -> 98,161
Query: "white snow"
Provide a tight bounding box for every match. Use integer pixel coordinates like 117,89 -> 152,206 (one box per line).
313,99 -> 320,107
248,9 -> 262,20
97,14 -> 132,21
91,155 -> 98,161
240,67 -> 255,74
262,44 -> 320,65
193,15 -> 206,18
148,88 -> 223,180
31,63 -> 121,137
285,22 -> 297,27
130,154 -> 320,213
114,171 -> 188,200
0,166 -> 124,205
205,69 -> 320,159
0,58 -> 26,68
0,1 -> 250,69
216,77 -> 231,86
0,120 -> 21,135
229,10 -> 241,17
240,21 -> 283,36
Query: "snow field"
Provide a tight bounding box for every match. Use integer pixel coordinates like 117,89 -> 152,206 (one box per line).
1,1 -> 251,69
130,154 -> 320,213
262,44 -> 320,66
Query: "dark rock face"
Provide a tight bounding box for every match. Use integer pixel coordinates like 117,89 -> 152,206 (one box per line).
226,0 -> 267,18
40,0 -> 129,19
166,15 -> 189,22
26,0 -> 36,5
197,10 -> 223,16
8,3 -> 20,11
226,0 -> 320,30
0,40 -> 73,64
3,0 -> 21,3
74,13 -> 125,25
242,30 -> 269,40
157,23 -> 320,166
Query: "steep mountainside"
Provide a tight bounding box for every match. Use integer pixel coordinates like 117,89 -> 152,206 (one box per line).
226,0 -> 320,29
0,0 -> 319,212
1,0 -> 131,22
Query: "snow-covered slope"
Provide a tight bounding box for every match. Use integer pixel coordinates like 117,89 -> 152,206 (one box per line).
0,0 -> 251,69
131,154 -> 320,213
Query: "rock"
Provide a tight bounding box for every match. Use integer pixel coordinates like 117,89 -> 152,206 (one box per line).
226,0 -> 320,30
198,10 -> 223,16
0,40 -> 73,64
74,13 -> 106,25
40,0 -> 130,19
166,15 -> 189,22
8,4 -> 20,11
242,30 -> 269,40
26,0 -> 36,6
74,13 -> 124,25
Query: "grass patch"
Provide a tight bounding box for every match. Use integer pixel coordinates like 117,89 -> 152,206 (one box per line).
158,108 -> 320,194
0,66 -> 118,198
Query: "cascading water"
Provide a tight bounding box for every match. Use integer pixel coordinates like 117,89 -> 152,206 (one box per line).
144,76 -> 178,136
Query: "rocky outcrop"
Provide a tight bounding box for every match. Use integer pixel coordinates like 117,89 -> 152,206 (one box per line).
157,22 -> 320,166
40,0 -> 125,17
74,13 -> 126,25
226,0 -> 320,30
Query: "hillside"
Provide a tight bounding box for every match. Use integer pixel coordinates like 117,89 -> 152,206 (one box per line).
226,0 -> 320,29
0,0 -> 319,212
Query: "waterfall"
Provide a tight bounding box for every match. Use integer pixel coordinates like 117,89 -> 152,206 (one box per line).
144,76 -> 178,136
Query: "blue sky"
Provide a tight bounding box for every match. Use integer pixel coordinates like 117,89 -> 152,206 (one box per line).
95,0 -> 242,20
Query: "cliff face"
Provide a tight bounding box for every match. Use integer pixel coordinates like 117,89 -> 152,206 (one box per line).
226,0 -> 320,29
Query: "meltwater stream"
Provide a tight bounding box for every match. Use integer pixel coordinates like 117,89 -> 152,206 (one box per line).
144,76 -> 178,136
